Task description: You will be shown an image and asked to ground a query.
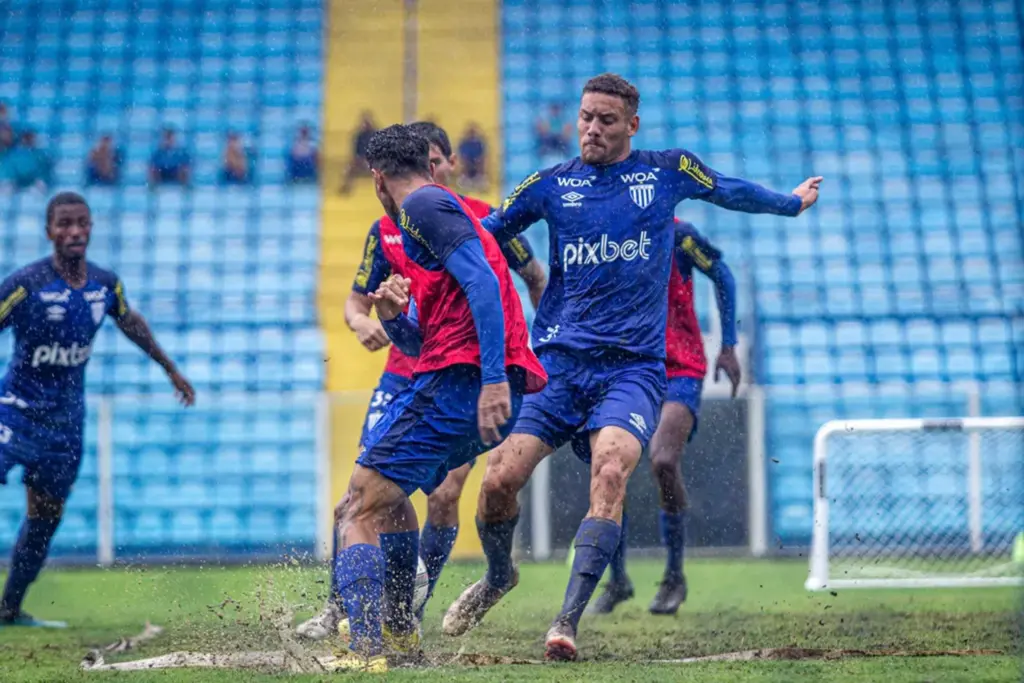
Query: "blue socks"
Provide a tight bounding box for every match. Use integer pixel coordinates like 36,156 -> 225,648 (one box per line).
477,514 -> 518,589
334,544 -> 385,656
660,509 -> 687,581
557,517 -> 621,631
1,517 -> 61,614
608,511 -> 629,586
329,523 -> 341,605
379,531 -> 419,634
417,524 -> 458,620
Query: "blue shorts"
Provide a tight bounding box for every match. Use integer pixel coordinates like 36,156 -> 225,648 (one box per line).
0,408 -> 83,501
568,375 -> 703,462
357,365 -> 525,496
358,372 -> 413,449
514,348 -> 667,452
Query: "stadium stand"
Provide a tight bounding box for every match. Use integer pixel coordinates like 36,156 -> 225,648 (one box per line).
500,0 -> 1023,545
0,0 -> 325,559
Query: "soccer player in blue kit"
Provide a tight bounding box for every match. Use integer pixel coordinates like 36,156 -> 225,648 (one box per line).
443,73 -> 822,660
0,192 -> 194,627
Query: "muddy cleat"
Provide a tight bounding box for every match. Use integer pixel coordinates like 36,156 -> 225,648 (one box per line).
648,574 -> 688,615
0,608 -> 67,629
295,600 -> 343,640
323,649 -> 388,674
544,619 -> 578,662
587,580 -> 634,615
382,622 -> 422,655
442,566 -> 519,637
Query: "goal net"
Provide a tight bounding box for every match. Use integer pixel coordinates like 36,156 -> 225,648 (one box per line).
806,417 -> 1024,590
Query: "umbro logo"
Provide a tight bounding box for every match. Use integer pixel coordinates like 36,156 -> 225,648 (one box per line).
629,412 -> 648,435
561,191 -> 585,208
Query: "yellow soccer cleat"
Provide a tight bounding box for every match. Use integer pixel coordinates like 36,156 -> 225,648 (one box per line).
322,649 -> 388,674
383,623 -> 421,655
337,617 -> 351,646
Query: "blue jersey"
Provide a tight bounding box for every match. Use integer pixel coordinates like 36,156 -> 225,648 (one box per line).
0,258 -> 129,428
485,149 -> 801,360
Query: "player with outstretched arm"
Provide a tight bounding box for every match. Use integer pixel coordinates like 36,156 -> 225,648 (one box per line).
443,73 -> 821,661
326,125 -> 546,673
0,192 -> 194,628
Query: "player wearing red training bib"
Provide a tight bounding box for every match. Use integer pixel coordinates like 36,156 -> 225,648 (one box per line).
299,123 -> 546,644
327,125 -> 545,672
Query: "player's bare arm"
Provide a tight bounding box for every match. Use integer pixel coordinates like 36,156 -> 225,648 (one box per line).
115,310 -> 195,406
517,260 -> 548,309
715,347 -> 741,398
344,290 -> 391,352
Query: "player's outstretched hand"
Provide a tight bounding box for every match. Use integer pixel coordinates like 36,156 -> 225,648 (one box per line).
715,347 -> 742,399
368,275 -> 412,321
478,381 -> 512,445
792,176 -> 823,214
352,315 -> 391,352
168,369 -> 196,407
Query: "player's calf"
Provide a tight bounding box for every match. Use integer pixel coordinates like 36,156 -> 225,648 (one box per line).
418,464 -> 470,621
1,488 -> 65,625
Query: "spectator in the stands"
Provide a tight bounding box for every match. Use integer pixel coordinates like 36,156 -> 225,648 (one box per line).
148,127 -> 191,187
0,129 -> 52,193
339,111 -> 377,194
287,123 -> 319,184
535,103 -> 572,165
0,101 -> 13,155
85,134 -> 121,185
221,131 -> 250,185
457,123 -> 487,192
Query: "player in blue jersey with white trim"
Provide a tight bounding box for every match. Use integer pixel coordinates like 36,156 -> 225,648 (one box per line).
0,192 -> 194,627
443,74 -> 821,660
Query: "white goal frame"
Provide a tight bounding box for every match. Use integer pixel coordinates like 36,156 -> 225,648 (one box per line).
806,416 -> 1024,591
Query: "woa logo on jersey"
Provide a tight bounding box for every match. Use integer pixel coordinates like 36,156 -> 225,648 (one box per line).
31,343 -> 92,368
563,232 -> 652,267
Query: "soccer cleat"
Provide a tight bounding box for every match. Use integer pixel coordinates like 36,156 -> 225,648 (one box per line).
587,580 -> 635,615
544,619 -> 578,662
295,600 -> 343,640
442,566 -> 519,636
382,622 -> 422,655
322,649 -> 389,674
0,608 -> 67,629
648,574 -> 688,615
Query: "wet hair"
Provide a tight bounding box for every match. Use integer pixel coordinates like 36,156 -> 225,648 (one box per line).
364,124 -> 432,179
408,121 -> 453,159
582,73 -> 641,116
46,191 -> 89,226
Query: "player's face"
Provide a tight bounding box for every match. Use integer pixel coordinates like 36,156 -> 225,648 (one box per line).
577,92 -> 639,165
47,203 -> 92,260
372,169 -> 400,221
428,144 -> 456,187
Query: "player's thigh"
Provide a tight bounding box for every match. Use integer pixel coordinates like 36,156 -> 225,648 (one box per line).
650,389 -> 699,463
430,462 -> 472,505
481,432 -> 554,493
359,372 -> 412,449
1,417 -> 81,505
587,426 -> 643,518
587,359 -> 668,450
511,350 -> 593,451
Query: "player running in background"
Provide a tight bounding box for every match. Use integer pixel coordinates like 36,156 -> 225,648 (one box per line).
327,125 -> 546,672
0,192 -> 194,628
297,121 -> 547,640
587,218 -> 742,616
443,73 -> 821,661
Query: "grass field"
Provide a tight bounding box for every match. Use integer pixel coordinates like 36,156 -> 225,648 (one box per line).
0,558 -> 1019,682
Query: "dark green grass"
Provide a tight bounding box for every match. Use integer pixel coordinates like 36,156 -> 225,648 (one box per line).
0,558 -> 1019,682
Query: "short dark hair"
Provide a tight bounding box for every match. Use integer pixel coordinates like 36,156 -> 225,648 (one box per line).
364,124 -> 431,179
408,121 -> 452,158
582,73 -> 640,116
46,191 -> 89,225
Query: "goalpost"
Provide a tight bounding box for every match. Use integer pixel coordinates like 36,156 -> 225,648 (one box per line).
806,416 -> 1024,590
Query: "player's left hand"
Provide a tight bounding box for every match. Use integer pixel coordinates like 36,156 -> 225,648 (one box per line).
477,381 -> 512,445
792,176 -> 823,214
168,369 -> 196,407
715,347 -> 742,398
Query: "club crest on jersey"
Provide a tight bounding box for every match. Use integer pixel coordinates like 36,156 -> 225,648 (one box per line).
39,289 -> 71,303
46,305 -> 66,322
629,184 -> 656,209
91,301 -> 106,324
561,191 -> 585,208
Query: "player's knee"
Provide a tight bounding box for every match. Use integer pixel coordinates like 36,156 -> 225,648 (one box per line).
649,450 -> 680,483
427,487 -> 460,525
478,470 -> 518,521
591,459 -> 629,506
333,493 -> 351,524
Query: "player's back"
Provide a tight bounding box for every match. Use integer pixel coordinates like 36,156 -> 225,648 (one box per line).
0,258 -> 124,419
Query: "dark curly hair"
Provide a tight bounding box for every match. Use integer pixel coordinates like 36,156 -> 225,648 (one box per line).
364,124 -> 432,179
582,73 -> 640,116
408,121 -> 453,159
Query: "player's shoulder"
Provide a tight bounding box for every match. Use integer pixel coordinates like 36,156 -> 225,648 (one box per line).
87,261 -> 121,288
457,194 -> 494,218
510,158 -> 578,193
641,148 -> 716,190
3,257 -> 55,291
